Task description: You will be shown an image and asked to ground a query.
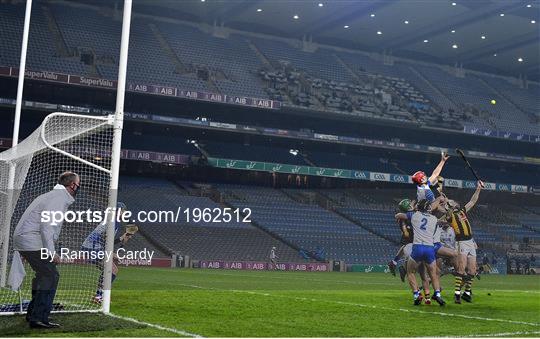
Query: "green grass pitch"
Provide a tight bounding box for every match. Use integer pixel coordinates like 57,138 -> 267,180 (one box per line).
1,268 -> 539,337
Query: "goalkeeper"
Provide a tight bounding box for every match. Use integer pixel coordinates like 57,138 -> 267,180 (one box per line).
80,202 -> 138,303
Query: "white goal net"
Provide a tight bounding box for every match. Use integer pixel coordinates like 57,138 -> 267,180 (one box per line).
0,112 -> 115,314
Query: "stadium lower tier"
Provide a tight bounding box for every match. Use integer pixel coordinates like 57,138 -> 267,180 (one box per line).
117,177 -> 540,266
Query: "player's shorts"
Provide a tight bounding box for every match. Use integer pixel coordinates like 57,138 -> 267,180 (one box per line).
402,243 -> 413,260
434,242 -> 442,253
457,239 -> 477,257
411,244 -> 436,264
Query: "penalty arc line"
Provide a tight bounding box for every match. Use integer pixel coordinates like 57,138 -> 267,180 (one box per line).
178,283 -> 540,328
107,312 -> 204,337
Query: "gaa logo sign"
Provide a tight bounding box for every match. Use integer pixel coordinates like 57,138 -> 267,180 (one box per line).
446,179 -> 458,186
372,173 -> 388,181
465,181 -> 476,188
354,171 -> 367,179
391,175 -> 406,183
512,185 -> 527,193
497,184 -> 510,191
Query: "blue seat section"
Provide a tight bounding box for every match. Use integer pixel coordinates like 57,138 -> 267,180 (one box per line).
120,177 -> 249,229
118,177 -> 302,261
215,184 -> 399,264
252,37 -> 355,83
413,64 -> 537,135
0,3 -> 88,74
339,208 -> 401,243
475,75 -> 539,121
155,23 -> 268,98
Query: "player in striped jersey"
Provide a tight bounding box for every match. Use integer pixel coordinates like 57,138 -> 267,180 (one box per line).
444,181 -> 483,304
388,199 -> 414,278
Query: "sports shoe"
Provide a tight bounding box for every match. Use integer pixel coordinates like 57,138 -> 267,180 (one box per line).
399,266 -> 406,283
454,293 -> 461,304
413,292 -> 423,306
388,261 -> 397,276
44,321 -> 61,328
92,295 -> 103,304
29,321 -> 53,329
433,294 -> 446,306
424,298 -> 432,305
462,292 -> 472,303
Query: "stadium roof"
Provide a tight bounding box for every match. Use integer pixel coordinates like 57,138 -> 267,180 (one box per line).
131,0 -> 540,81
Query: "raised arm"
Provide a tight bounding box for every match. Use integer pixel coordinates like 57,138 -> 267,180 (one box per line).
395,213 -> 408,221
464,181 -> 483,212
428,152 -> 450,185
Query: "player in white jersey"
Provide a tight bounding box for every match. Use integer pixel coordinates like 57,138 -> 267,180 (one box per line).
437,223 -> 457,276
440,224 -> 456,250
411,152 -> 449,203
396,199 -> 445,306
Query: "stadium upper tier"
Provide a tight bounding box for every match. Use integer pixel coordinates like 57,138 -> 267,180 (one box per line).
1,2 -> 538,135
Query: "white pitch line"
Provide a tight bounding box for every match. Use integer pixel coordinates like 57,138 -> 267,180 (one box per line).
187,270 -> 540,293
278,294 -> 540,327
490,289 -> 540,294
107,312 -> 204,337
462,330 -> 540,337
177,282 -> 540,328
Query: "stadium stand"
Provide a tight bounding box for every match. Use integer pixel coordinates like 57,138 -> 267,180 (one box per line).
118,177 -> 303,261
215,184 -> 399,264
1,2 -> 537,135
1,1 -> 539,269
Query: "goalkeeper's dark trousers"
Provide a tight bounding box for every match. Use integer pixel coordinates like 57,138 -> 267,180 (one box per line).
19,251 -> 60,323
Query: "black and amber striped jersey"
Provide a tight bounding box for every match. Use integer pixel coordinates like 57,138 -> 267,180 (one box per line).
448,207 -> 473,241
399,219 -> 413,245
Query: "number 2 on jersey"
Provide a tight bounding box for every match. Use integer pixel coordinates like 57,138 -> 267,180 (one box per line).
420,217 -> 427,231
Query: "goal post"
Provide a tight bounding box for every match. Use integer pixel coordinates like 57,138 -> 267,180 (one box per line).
102,0 -> 132,314
0,112 -> 115,314
0,0 -> 132,315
